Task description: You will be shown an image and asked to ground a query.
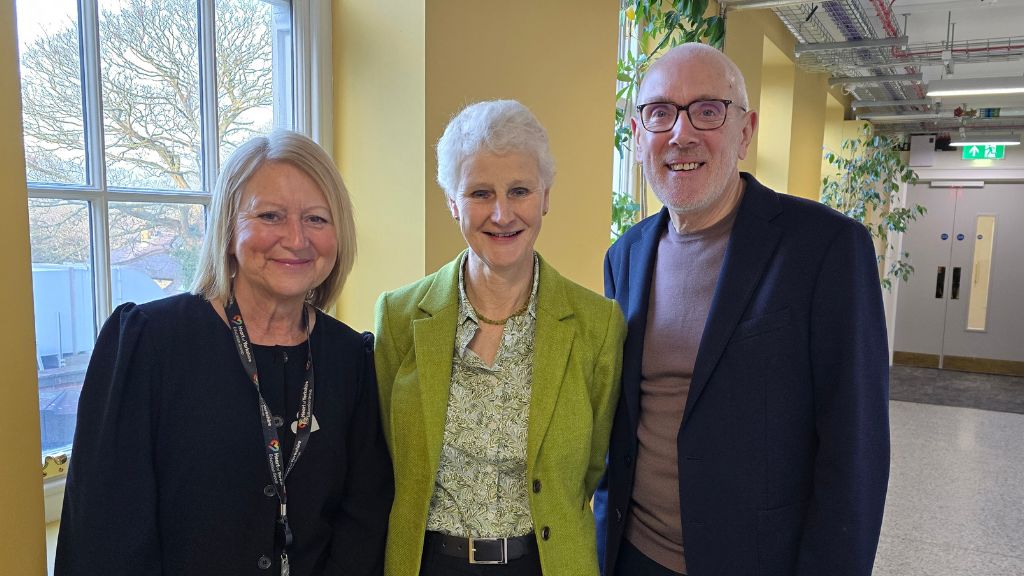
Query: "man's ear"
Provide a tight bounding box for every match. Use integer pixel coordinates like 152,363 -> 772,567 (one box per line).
631,116 -> 644,160
737,109 -> 758,161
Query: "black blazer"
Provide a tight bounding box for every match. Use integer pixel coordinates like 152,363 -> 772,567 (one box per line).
595,174 -> 890,576
55,293 -> 393,575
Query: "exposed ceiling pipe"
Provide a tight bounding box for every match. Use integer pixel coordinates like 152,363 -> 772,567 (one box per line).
949,20 -> 956,74
767,0 -> 1024,133
868,0 -> 926,98
863,108 -> 1024,121
857,112 -> 944,121
871,117 -> 1024,128
723,0 -> 817,11
817,1 -> 906,100
795,36 -> 908,55
896,41 -> 1024,60
830,73 -> 923,87
851,98 -> 935,109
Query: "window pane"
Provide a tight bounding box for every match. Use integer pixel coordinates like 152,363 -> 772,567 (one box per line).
17,0 -> 87,186
216,0 -> 293,164
30,199 -> 96,454
966,215 -> 996,331
99,0 -> 202,191
109,202 -> 207,306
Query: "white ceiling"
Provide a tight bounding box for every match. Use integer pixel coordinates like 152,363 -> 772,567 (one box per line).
901,0 -> 1024,92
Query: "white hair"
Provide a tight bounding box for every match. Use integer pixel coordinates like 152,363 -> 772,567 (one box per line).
436,99 -> 556,197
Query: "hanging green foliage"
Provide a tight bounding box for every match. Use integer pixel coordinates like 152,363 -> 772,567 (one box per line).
821,123 -> 926,290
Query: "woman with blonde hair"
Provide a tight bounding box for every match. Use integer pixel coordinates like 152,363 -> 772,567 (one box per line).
56,130 -> 392,576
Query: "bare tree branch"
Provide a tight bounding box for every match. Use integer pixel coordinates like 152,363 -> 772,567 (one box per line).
23,0 -> 276,290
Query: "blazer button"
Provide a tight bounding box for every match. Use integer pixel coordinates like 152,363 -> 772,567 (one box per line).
624,454 -> 633,467
263,484 -> 276,497
532,479 -> 541,493
541,526 -> 550,540
615,508 -> 623,523
257,555 -> 272,570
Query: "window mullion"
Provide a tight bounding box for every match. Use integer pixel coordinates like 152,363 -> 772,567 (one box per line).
309,0 -> 333,153
90,193 -> 111,320
106,189 -> 213,205
198,0 -> 220,191
79,0 -> 112,324
291,0 -> 332,151
79,0 -> 105,193
30,186 -> 212,207
291,0 -> 311,138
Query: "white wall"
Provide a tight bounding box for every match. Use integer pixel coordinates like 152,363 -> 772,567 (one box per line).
914,142 -> 1024,181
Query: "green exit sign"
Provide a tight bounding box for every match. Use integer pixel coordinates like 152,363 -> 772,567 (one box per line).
962,145 -> 1005,160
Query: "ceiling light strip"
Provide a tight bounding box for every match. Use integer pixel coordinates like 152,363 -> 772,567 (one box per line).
927,77 -> 1024,97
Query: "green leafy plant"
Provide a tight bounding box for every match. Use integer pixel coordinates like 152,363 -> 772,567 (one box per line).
612,188 -> 642,239
612,1 -> 725,239
821,123 -> 926,290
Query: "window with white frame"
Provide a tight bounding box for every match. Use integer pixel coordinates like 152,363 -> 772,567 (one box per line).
17,0 -> 328,463
612,0 -> 645,240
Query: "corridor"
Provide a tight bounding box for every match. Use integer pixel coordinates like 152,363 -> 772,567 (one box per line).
874,367 -> 1024,575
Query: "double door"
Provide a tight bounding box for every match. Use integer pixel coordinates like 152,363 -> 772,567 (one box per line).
893,182 -> 1024,375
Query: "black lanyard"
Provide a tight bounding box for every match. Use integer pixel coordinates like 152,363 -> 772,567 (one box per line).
225,297 -> 314,575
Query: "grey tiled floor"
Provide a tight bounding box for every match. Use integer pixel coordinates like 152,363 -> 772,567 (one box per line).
873,401 -> 1024,575
890,365 -> 1024,414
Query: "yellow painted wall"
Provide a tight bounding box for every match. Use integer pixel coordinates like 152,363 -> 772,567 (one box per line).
724,7 -> 839,201
756,36 -> 795,193
788,70 -> 829,200
335,0 -> 618,330
0,0 -> 47,571
725,6 -> 802,178
423,1 -> 618,289
821,91 -> 847,189
723,10 -> 765,176
333,0 -> 426,331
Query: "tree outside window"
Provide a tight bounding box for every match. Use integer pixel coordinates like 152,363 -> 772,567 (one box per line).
19,0 -> 293,455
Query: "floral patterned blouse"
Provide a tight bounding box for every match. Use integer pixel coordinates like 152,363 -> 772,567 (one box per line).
424,252 -> 540,538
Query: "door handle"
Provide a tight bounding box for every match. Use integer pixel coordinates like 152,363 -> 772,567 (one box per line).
935,266 -> 946,298
951,267 -> 962,300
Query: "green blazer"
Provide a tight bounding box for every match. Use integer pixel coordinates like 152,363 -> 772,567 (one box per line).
374,251 -> 625,575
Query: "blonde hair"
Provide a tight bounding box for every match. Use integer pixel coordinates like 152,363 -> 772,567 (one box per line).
191,130 -> 356,309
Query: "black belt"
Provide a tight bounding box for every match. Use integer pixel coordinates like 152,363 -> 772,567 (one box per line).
425,531 -> 536,564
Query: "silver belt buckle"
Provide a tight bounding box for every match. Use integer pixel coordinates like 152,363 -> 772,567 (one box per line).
468,537 -> 508,564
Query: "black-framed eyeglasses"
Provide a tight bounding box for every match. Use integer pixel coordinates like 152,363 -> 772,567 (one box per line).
636,99 -> 746,132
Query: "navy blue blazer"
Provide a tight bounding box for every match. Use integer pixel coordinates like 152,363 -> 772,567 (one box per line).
595,174 -> 890,576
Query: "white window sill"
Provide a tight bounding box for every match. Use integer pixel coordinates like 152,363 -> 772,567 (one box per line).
46,520 -> 59,576
43,474 -> 66,524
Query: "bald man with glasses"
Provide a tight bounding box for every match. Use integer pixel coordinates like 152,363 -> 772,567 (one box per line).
594,43 -> 890,576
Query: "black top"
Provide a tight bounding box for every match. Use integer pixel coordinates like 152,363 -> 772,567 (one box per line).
55,293 -> 393,576
252,341 -> 309,464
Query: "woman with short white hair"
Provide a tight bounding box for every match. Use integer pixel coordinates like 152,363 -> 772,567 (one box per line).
375,100 -> 625,575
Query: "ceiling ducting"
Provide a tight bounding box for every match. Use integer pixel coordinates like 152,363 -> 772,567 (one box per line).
721,0 -> 1024,138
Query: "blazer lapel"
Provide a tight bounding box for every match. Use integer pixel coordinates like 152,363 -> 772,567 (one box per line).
527,258 -> 574,472
622,209 -> 667,429
412,259 -> 460,470
684,177 -> 782,426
